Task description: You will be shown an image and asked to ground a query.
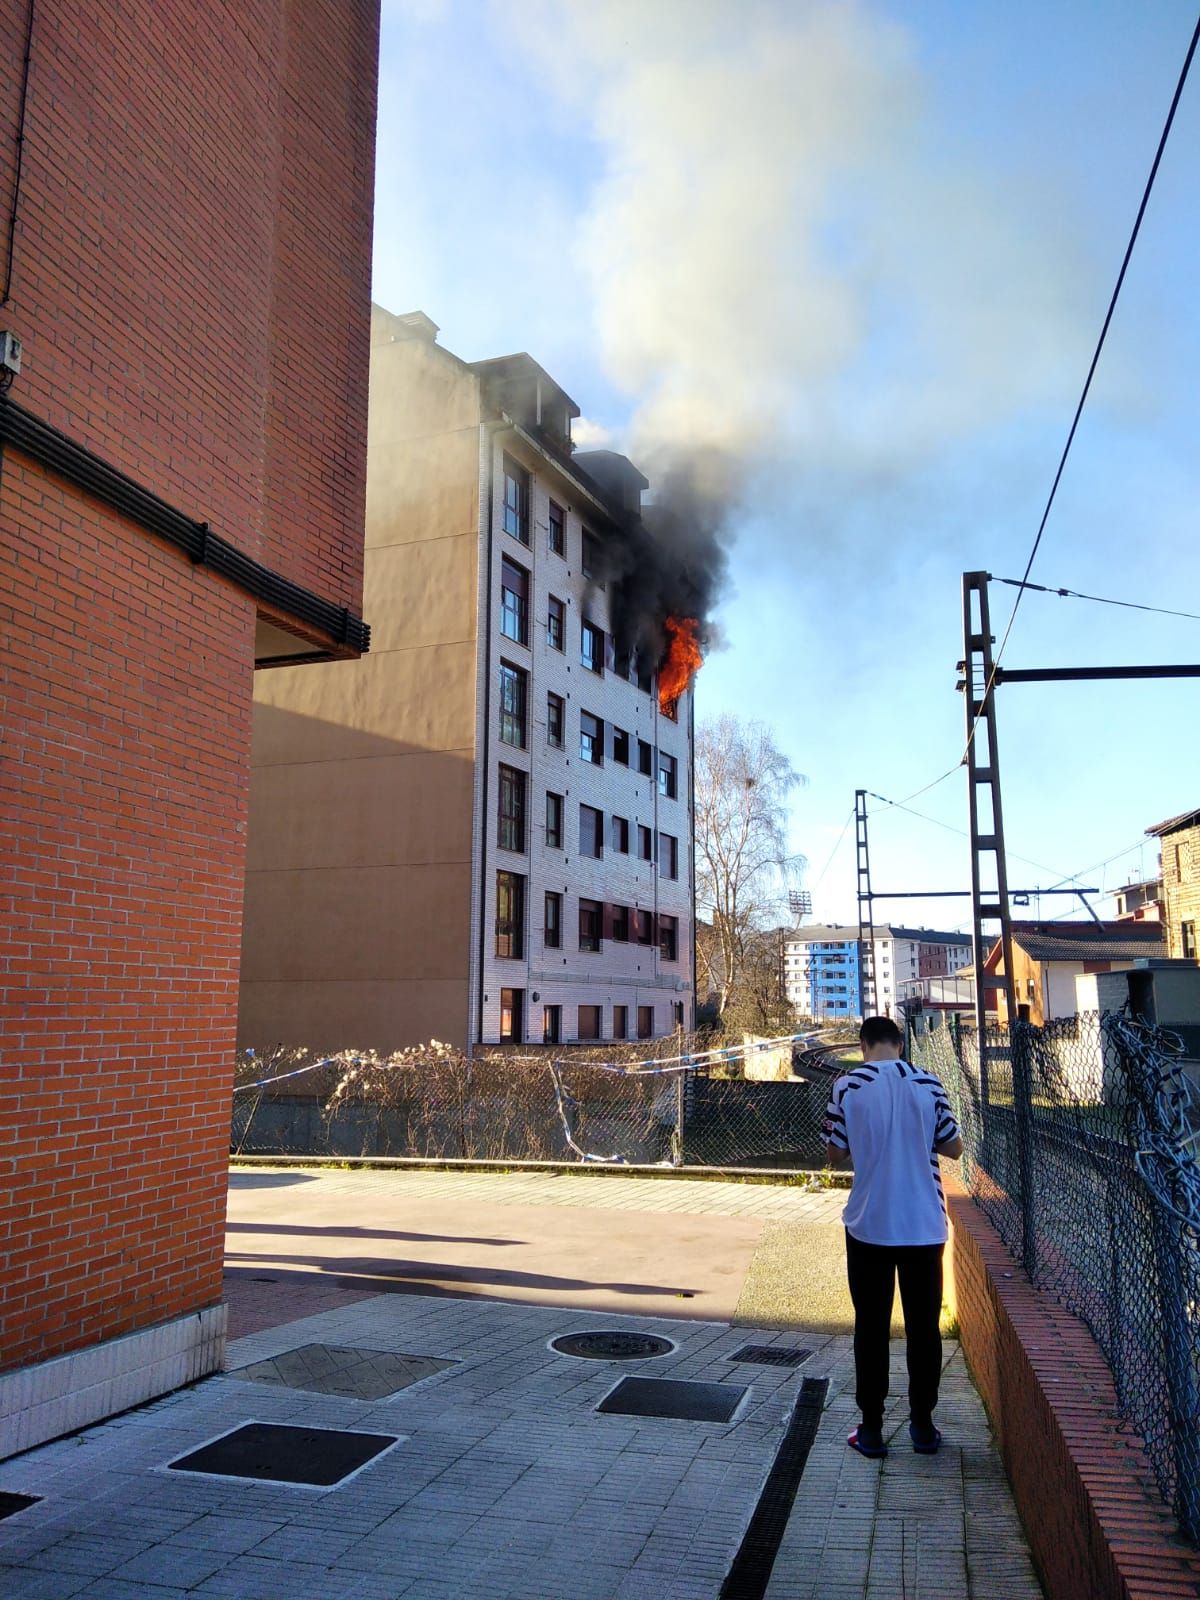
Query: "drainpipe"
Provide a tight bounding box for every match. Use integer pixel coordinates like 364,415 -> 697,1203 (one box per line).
474,417 -> 514,1050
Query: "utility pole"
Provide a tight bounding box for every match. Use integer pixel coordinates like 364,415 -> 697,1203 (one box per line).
855,789 -> 876,1017
959,574 -> 1018,1082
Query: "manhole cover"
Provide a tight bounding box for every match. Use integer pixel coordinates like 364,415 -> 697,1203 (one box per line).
0,1493 -> 40,1521
227,1343 -> 455,1401
729,1344 -> 812,1368
596,1376 -> 747,1423
168,1422 -> 399,1487
551,1330 -> 674,1361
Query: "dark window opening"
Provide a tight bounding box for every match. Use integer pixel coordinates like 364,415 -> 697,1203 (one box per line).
658,831 -> 678,880
549,500 -> 565,556
502,454 -> 530,544
580,804 -> 604,859
657,753 -> 678,799
500,557 -> 529,646
611,815 -> 629,854
581,621 -> 604,674
544,891 -> 562,949
499,662 -> 528,748
638,825 -> 653,862
495,872 -> 526,959
547,692 -> 564,748
638,740 -> 653,776
546,791 -> 564,849
577,1004 -> 602,1041
637,1004 -> 654,1040
547,595 -> 565,651
613,1004 -> 628,1040
498,765 -> 526,852
500,987 -> 524,1042
579,898 -> 602,952
543,1004 -> 561,1044
580,711 -> 603,765
612,727 -> 630,765
658,914 -> 678,963
611,904 -> 630,943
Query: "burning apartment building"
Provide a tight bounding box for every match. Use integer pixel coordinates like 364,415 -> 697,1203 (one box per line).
239,308 -> 698,1050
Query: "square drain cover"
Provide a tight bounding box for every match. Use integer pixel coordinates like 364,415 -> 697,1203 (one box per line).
228,1343 -> 454,1401
0,1493 -> 40,1520
597,1376 -> 746,1423
168,1422 -> 398,1486
729,1344 -> 812,1368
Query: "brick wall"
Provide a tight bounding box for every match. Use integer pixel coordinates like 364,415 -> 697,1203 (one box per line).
0,2 -> 377,1375
946,1179 -> 1200,1600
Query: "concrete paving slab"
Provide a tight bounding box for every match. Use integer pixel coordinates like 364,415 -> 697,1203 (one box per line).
0,1170 -> 1042,1599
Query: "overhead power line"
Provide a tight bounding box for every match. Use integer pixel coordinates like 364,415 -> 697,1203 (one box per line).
990,11 -> 1200,675
891,16 -> 1200,810
995,576 -> 1200,625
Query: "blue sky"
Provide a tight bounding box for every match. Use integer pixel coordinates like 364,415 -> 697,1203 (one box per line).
373,0 -> 1200,933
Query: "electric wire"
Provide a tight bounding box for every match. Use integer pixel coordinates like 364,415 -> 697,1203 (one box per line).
1,0 -> 35,308
890,16 -> 1200,809
995,576 -> 1200,625
808,806 -> 855,897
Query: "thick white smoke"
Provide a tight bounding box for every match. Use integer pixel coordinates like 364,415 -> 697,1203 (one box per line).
509,0 -> 1095,472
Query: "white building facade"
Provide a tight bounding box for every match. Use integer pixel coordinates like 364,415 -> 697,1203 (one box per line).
783,924 -> 972,1021
474,411 -> 695,1047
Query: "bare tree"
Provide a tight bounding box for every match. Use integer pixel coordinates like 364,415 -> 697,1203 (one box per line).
694,714 -> 804,1020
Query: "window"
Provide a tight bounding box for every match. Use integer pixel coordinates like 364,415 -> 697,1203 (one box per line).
657,753 -> 677,799
658,914 -> 678,962
636,909 -> 654,946
612,727 -> 630,765
673,1002 -> 685,1029
548,500 -> 565,555
635,658 -> 653,695
544,891 -> 562,949
579,898 -> 602,952
661,698 -> 677,723
580,804 -> 604,859
498,765 -> 526,852
637,739 -> 653,776
495,872 -> 525,959
502,453 -> 529,543
547,595 -> 565,651
499,662 -> 527,747
580,710 -> 603,765
500,987 -> 524,1043
611,904 -> 630,942
582,530 -> 603,582
543,1004 -> 561,1044
546,692 -> 564,748
637,1005 -> 654,1040
658,831 -> 678,880
577,1005 -> 602,1041
545,791 -> 564,849
1184,920 -> 1197,959
581,620 -> 604,674
613,1005 -> 628,1040
611,815 -> 629,854
638,824 -> 653,861
500,557 -> 529,646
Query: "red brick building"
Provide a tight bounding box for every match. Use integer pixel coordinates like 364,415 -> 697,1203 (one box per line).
0,1 -> 378,1453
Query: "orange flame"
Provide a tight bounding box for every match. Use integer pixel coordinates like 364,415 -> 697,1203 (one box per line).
657,616 -> 703,714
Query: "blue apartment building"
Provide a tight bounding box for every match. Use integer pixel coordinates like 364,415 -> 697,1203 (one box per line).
782,928 -> 863,1019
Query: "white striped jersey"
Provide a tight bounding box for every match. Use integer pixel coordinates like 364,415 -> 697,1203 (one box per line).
824,1058 -> 959,1246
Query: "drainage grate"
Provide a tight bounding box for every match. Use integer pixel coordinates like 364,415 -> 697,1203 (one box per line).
168,1421 -> 399,1487
227,1343 -> 454,1401
0,1493 -> 40,1521
596,1376 -> 747,1423
551,1330 -> 674,1361
729,1344 -> 812,1369
719,1376 -> 830,1599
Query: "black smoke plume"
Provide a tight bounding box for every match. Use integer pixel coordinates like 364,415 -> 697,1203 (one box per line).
580,452 -> 733,673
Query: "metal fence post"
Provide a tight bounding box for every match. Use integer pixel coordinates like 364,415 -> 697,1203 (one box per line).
1012,1020 -> 1037,1279
672,1064 -> 687,1168
1153,1199 -> 1200,1540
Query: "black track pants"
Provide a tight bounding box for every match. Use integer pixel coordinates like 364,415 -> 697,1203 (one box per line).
845,1229 -> 944,1431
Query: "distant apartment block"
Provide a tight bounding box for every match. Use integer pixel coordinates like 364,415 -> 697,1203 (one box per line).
240,308 -> 695,1051
783,925 -> 972,1019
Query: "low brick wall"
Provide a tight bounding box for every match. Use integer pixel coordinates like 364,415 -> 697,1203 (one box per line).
945,1176 -> 1200,1600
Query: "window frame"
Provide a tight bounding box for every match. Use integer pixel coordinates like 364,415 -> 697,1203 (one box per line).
501,453 -> 530,544
612,727 -> 630,765
657,752 -> 678,799
579,898 -> 602,953
580,710 -> 603,766
611,815 -> 630,854
579,803 -> 604,859
638,824 -> 653,862
499,661 -> 528,748
547,594 -> 565,651
581,620 -> 604,675
544,890 -> 562,949
577,1004 -> 602,1042
497,764 -> 526,853
637,739 -> 653,776
546,691 -> 564,748
495,871 -> 526,960
637,1004 -> 654,1040
548,499 -> 565,556
500,557 -> 530,646
658,831 -> 678,880
543,1003 -> 561,1044
612,1004 -> 628,1040
545,791 -> 564,849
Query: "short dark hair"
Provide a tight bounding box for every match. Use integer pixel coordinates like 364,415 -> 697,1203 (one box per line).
860,1015 -> 903,1049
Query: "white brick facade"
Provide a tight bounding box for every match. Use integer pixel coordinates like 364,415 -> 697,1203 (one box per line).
475,437 -> 695,1046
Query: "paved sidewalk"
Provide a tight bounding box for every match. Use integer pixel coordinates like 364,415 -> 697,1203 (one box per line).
0,1169 -> 1044,1599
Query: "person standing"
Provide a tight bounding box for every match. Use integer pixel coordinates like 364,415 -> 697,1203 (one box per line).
824,1015 -> 963,1458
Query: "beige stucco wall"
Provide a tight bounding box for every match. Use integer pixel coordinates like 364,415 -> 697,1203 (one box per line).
239,318 -> 482,1051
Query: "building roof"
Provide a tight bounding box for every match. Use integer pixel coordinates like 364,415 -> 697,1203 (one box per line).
1005,920 -> 1167,964
1146,808 -> 1200,838
784,924 -> 971,947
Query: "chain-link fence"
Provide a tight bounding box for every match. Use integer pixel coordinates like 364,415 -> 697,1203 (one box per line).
231,1037 -> 838,1172
910,1009 -> 1200,1545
